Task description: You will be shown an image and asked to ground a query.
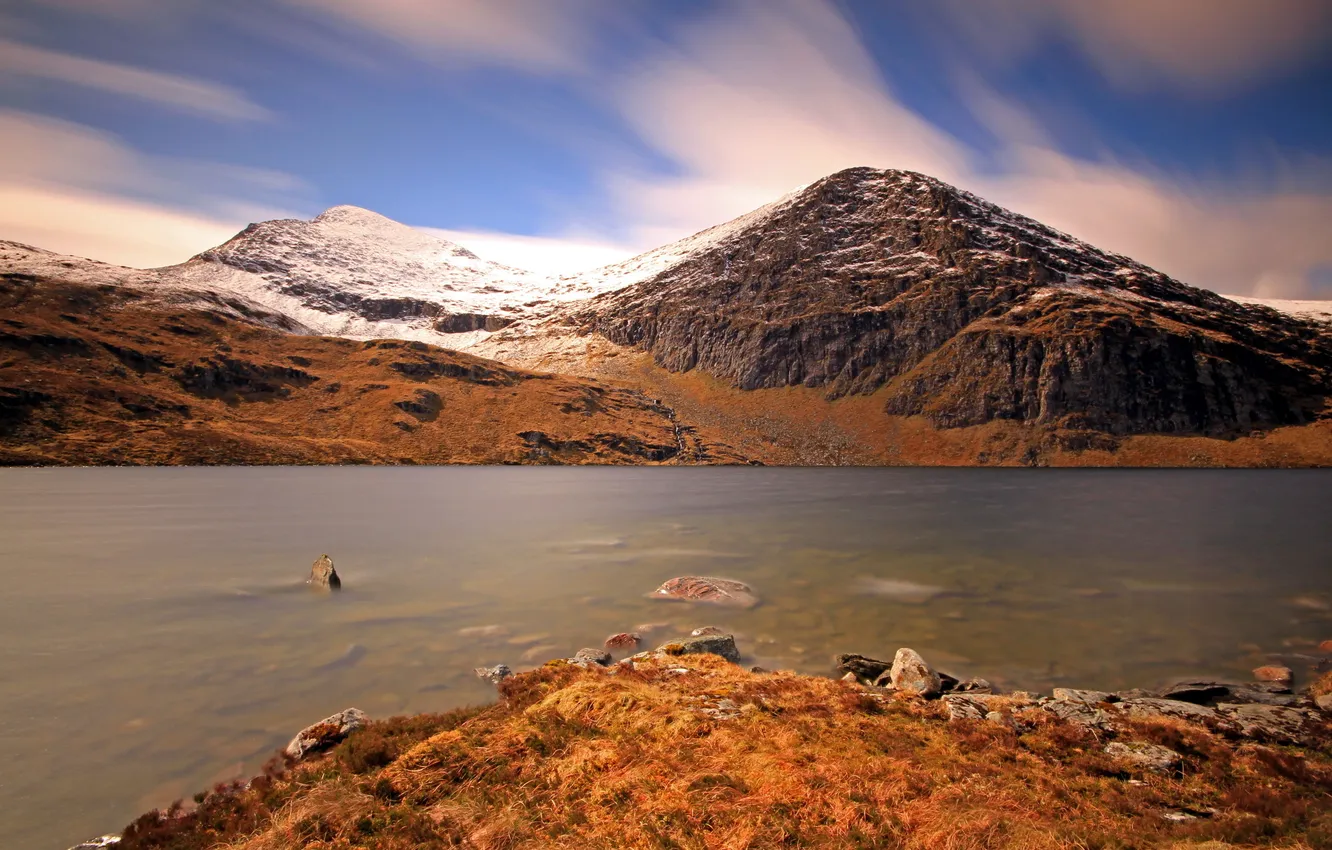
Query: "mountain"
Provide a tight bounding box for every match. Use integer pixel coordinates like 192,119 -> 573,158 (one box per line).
3,167 -> 1332,466
484,167 -> 1332,443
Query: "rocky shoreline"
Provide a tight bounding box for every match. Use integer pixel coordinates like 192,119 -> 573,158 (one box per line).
66,574 -> 1332,849
71,629 -> 1332,849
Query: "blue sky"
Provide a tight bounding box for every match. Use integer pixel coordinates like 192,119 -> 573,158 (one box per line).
1,0 -> 1330,297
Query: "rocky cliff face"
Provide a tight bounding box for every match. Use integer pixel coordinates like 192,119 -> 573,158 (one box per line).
569,167 -> 1332,437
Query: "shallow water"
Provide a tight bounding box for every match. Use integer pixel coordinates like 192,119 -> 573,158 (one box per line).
1,467 -> 1330,849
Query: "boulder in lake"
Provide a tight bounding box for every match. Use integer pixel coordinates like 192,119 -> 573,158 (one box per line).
889,648 -> 942,697
690,626 -> 726,637
285,707 -> 367,760
1104,741 -> 1182,774
1252,665 -> 1294,687
659,633 -> 741,663
650,576 -> 758,608
308,554 -> 341,590
474,664 -> 513,685
604,632 -> 642,650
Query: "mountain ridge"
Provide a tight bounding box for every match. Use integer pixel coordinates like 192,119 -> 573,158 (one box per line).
3,166 -> 1332,465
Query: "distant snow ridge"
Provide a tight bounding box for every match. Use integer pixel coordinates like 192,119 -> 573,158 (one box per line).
145,205 -> 637,347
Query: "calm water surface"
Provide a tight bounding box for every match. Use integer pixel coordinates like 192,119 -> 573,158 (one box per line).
2,468 -> 1330,849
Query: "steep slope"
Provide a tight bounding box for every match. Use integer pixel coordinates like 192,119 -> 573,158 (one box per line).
488,167 -> 1332,440
0,270 -> 753,465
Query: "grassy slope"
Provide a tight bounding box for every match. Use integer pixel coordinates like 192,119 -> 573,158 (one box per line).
118,659 -> 1332,850
0,275 -> 753,465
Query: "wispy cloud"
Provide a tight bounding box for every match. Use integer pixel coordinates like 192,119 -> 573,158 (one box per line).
280,0 -> 599,73
0,110 -> 304,267
0,38 -> 270,121
931,0 -> 1332,95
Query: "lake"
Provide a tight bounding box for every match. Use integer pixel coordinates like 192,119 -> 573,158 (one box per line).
1,467 -> 1330,849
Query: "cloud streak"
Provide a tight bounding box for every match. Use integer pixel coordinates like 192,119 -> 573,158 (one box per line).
0,38 -> 270,121
932,0 -> 1332,94
0,110 -> 303,267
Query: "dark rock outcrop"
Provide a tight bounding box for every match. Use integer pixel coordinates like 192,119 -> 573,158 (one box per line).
658,633 -> 741,663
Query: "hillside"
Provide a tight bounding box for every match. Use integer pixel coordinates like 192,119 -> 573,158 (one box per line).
0,271 -> 753,466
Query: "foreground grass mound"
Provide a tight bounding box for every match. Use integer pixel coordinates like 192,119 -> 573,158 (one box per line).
119,660 -> 1332,849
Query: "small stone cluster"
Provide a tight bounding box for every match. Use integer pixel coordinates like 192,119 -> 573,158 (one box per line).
837,648 -> 1332,753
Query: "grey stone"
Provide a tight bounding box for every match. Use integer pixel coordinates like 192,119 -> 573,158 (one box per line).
1218,703 -> 1315,745
660,633 -> 741,663
1052,688 -> 1116,704
570,648 -> 612,666
307,554 -> 341,590
1043,699 -> 1113,730
889,647 -> 942,697
1315,694 -> 1332,713
1116,698 -> 1223,725
942,695 -> 985,721
1104,741 -> 1182,774
285,707 -> 367,760
474,664 -> 513,685
690,626 -> 725,637
68,836 -> 121,850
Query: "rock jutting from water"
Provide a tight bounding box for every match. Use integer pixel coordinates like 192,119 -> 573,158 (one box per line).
604,632 -> 642,650
474,664 -> 513,685
649,576 -> 759,608
308,554 -> 341,590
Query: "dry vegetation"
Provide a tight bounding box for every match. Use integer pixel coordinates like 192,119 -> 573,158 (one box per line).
116,661 -> 1332,850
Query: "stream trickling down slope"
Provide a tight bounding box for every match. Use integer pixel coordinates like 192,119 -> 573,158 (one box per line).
2,467 -> 1330,849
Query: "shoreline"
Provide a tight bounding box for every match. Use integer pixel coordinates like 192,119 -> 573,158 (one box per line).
72,633 -> 1332,850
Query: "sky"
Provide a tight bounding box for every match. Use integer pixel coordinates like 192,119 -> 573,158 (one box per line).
1,0 -> 1330,297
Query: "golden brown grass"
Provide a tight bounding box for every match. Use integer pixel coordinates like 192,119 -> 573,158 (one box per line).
118,655 -> 1332,850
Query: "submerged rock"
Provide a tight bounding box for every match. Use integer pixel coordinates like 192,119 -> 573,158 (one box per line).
650,576 -> 759,608
474,664 -> 513,685
1104,742 -> 1182,774
604,632 -> 642,650
1252,665 -> 1294,687
285,707 -> 367,760
308,554 -> 341,590
889,648 -> 942,697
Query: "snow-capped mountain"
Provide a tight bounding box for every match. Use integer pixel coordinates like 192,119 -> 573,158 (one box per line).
481,167 -> 1332,438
